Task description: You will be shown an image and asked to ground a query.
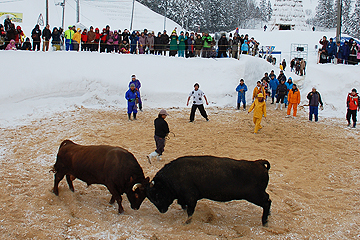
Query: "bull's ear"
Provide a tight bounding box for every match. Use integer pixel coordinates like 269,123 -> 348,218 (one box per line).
145,177 -> 150,182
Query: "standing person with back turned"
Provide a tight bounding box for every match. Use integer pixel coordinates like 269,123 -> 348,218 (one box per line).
125,83 -> 140,121
147,109 -> 170,163
187,83 -> 209,122
128,74 -> 142,111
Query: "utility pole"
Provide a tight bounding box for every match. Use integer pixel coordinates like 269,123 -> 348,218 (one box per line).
336,0 -> 342,43
76,0 -> 80,23
56,0 -> 65,30
46,0 -> 49,25
163,0 -> 167,31
130,0 -> 135,31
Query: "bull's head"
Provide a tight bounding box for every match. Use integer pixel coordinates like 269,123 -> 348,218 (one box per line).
145,178 -> 175,213
126,176 -> 150,210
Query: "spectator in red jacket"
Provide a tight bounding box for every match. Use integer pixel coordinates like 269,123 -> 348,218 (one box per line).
81,29 -> 88,51
346,88 -> 360,128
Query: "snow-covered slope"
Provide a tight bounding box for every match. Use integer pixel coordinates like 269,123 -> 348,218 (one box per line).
0,0 -> 181,37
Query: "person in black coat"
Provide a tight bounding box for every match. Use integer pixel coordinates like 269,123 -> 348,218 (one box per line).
4,16 -> 12,32
31,24 -> 41,51
21,37 -> 32,50
217,34 -> 228,58
154,32 -> 162,55
42,24 -> 52,51
275,79 -> 287,110
160,30 -> 169,56
147,109 -> 170,163
51,27 -> 61,50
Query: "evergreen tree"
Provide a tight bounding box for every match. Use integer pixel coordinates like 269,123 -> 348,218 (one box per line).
315,0 -> 336,28
341,0 -> 352,33
349,0 -> 360,38
260,0 -> 267,21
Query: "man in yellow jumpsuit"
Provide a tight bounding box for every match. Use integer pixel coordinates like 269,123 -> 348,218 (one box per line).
248,93 -> 267,134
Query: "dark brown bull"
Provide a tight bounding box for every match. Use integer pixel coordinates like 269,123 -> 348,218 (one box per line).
52,140 -> 149,213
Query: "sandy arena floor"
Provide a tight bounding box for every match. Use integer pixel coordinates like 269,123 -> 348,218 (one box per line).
0,106 -> 359,239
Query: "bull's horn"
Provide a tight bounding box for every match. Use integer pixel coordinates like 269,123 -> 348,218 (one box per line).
150,181 -> 155,187
132,183 -> 142,192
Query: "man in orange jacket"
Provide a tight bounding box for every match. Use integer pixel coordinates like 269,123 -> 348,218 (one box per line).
252,81 -> 266,102
286,84 -> 300,118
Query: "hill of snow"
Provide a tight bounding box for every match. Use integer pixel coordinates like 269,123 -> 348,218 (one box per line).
0,0 -> 182,37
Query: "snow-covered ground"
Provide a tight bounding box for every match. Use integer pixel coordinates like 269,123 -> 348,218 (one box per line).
1,1 -> 359,128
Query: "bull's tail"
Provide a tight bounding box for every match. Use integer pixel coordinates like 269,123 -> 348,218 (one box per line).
257,160 -> 270,170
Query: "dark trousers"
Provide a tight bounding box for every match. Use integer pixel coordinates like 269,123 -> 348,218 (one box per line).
154,135 -> 165,155
190,104 -> 208,122
346,109 -> 357,125
33,41 -> 40,51
309,106 -> 319,121
276,94 -> 286,103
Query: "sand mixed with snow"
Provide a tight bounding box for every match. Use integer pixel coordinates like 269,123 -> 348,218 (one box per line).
0,107 -> 359,239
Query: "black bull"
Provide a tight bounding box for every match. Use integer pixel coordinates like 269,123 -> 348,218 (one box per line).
146,156 -> 271,225
52,140 -> 149,213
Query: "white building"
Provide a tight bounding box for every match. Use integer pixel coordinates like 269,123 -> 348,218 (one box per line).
270,0 -> 307,30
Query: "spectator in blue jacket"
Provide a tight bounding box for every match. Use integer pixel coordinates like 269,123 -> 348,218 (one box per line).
128,74 -> 142,111
130,31 -> 139,54
326,38 -> 336,63
236,79 -> 248,110
342,41 -> 350,64
125,83 -> 140,120
285,77 -> 293,106
269,75 -> 279,104
241,40 -> 249,54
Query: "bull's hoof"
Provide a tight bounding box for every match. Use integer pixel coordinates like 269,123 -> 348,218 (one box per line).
184,217 -> 192,224
118,208 -> 125,214
52,189 -> 59,196
262,220 -> 268,227
69,188 -> 74,192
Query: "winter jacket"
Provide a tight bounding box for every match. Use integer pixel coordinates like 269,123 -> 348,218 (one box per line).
64,29 -> 74,42
326,41 -> 336,56
277,73 -> 286,83
195,37 -> 203,50
42,28 -> 52,41
285,81 -> 293,91
73,31 -> 81,44
87,30 -> 96,43
129,79 -> 141,91
218,36 -> 228,50
106,33 -> 114,45
4,18 -> 12,31
269,78 -> 279,90
232,37 -> 239,51
319,39 -> 328,51
138,35 -> 146,47
252,86 -> 265,100
146,35 -> 155,50
349,45 -> 358,57
347,93 -> 359,110
130,34 -> 139,45
276,83 -> 288,95
248,98 -> 267,119
5,40 -> 16,50
288,88 -> 300,104
307,91 -> 323,107
169,35 -> 178,51
122,31 -> 130,42
160,33 -> 169,45
21,40 -> 31,50
125,89 -> 140,102
81,32 -> 88,43
236,83 -> 248,96
113,33 -> 120,45
241,42 -> 248,52
51,30 -> 61,44
31,26 -> 41,41
178,35 -> 186,51
342,43 -> 350,59
202,35 -> 212,48
187,37 -> 195,51
154,117 -> 170,138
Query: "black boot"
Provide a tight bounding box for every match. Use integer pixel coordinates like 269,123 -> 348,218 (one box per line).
271,98 -> 274,104
128,113 -> 132,121
243,104 -> 246,111
237,103 -> 240,110
353,122 -> 356,128
133,112 -> 137,120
